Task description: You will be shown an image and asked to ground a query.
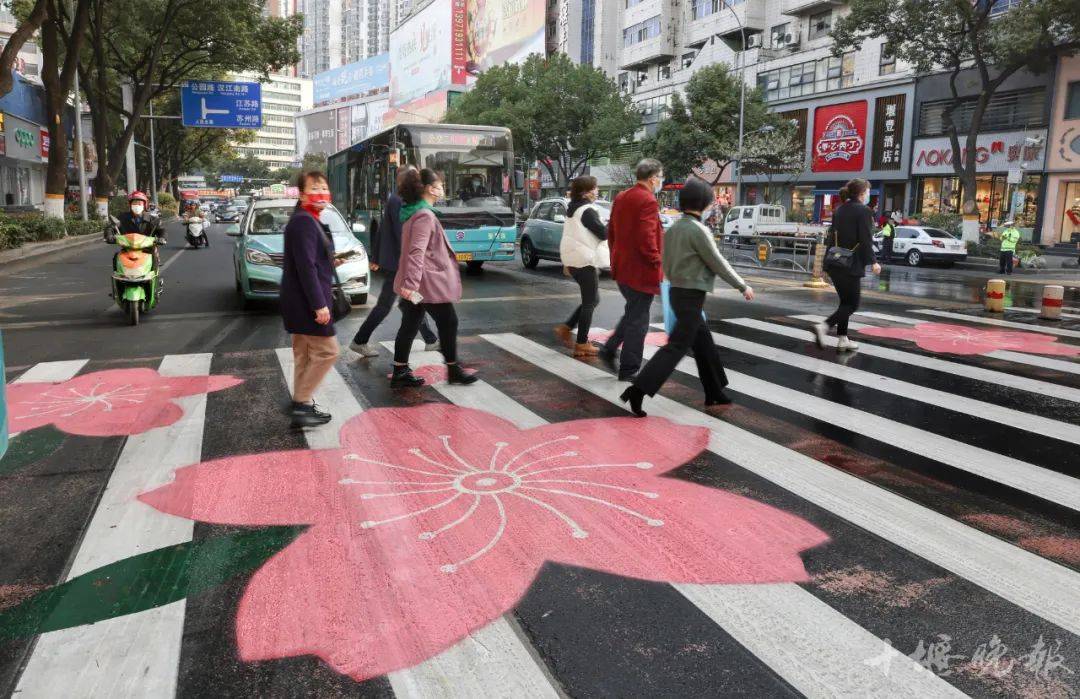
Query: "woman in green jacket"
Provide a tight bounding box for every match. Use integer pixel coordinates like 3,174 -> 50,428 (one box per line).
621,177 -> 754,417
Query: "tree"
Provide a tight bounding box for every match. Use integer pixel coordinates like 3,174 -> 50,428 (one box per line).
833,0 -> 1080,219
0,0 -> 47,98
445,53 -> 639,188
643,63 -> 780,186
740,126 -> 807,204
76,0 -> 301,214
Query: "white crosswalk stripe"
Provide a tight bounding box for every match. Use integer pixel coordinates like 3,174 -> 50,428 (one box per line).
14,354 -> 211,699
910,308 -> 1080,339
398,347 -> 964,699
1008,306 -> 1080,321
484,333 -> 1080,638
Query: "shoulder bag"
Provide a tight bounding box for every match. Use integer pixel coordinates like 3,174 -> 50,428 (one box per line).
824,226 -> 859,275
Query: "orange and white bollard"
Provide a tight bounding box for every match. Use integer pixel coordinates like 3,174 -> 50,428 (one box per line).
1040,285 -> 1065,321
985,279 -> 1006,312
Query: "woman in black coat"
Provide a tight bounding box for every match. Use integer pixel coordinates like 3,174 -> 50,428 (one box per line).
812,178 -> 881,353
280,171 -> 341,427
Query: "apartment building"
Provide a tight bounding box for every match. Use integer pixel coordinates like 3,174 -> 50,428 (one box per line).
301,0 -> 392,77
0,5 -> 42,80
232,73 -> 314,171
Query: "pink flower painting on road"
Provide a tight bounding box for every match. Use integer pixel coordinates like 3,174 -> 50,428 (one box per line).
7,368 -> 242,437
589,328 -> 669,347
858,322 -> 1080,357
140,403 -> 829,681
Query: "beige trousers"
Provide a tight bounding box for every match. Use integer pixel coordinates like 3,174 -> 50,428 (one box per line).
292,334 -> 340,403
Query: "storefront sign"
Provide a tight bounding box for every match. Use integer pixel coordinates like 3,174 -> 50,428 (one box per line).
911,129 -> 1047,175
811,101 -> 867,172
39,128 -> 49,161
3,114 -> 45,163
871,94 -> 905,171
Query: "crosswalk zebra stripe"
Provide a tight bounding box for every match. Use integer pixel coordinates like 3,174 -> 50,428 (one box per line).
14,354 -> 211,698
649,323 -> 1080,446
9,359 -> 88,384
276,349 -> 560,699
730,317 -> 1080,404
910,309 -> 1080,339
483,333 -> 1080,637
401,348 -> 960,698
632,338 -> 1080,512
1008,307 -> 1080,320
816,313 -> 1080,377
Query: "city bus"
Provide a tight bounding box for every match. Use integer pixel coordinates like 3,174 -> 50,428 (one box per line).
328,123 -> 522,273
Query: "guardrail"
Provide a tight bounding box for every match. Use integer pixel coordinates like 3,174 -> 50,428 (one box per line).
712,231 -> 825,277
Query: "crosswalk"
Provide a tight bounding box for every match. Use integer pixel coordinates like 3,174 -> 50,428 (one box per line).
2,304 -> 1079,697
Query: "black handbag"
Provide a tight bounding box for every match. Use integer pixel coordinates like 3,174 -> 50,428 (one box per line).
317,224 -> 352,321
824,227 -> 859,274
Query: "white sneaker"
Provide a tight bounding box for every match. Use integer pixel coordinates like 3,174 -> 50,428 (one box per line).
425,341 -> 441,352
811,323 -> 829,349
350,342 -> 380,358
836,336 -> 859,352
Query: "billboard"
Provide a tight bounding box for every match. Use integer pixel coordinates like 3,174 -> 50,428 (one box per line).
295,110 -> 338,156
465,0 -> 546,75
390,1 -> 463,107
811,101 -> 867,173
313,53 -> 390,106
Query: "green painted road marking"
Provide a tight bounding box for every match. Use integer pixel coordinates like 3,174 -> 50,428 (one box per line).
0,526 -> 303,640
0,427 -> 66,475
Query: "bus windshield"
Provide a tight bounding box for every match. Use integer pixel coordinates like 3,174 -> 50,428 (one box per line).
418,147 -> 513,211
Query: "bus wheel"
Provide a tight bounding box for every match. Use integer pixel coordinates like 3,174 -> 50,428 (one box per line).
520,238 -> 539,269
466,261 -> 484,275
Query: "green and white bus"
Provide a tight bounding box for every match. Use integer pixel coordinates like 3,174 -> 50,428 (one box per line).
328,123 -> 522,274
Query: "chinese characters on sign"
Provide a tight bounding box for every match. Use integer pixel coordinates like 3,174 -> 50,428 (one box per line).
872,94 -> 905,171
811,101 -> 867,172
910,130 -> 1048,175
180,81 -> 263,129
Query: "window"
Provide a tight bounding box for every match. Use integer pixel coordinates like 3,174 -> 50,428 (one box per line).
1066,82 -> 1080,120
658,63 -> 671,80
820,52 -> 855,90
534,202 -> 552,220
808,10 -> 832,40
896,228 -> 918,239
681,52 -> 696,70
770,23 -> 790,48
742,208 -> 753,218
918,88 -> 1048,135
623,16 -> 661,46
618,72 -> 630,92
637,69 -> 649,86
879,43 -> 896,75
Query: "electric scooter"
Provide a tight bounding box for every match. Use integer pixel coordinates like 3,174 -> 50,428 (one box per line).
185,215 -> 209,248
104,216 -> 162,326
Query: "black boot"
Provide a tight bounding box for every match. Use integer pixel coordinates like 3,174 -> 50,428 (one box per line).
705,391 -> 732,406
446,363 -> 478,385
390,365 -> 425,388
619,385 -> 647,417
290,401 -> 332,427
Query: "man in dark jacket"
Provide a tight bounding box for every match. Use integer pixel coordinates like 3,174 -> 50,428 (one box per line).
599,158 -> 665,381
350,166 -> 438,357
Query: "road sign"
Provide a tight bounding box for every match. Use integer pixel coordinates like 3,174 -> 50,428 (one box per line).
219,174 -> 244,183
180,81 -> 262,129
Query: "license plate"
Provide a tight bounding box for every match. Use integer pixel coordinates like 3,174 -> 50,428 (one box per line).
456,253 -> 473,262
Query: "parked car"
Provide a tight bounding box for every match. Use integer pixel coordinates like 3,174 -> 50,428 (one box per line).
873,225 -> 968,267
229,198 -> 370,306
518,197 -> 675,270
723,204 -> 826,240
216,206 -> 242,223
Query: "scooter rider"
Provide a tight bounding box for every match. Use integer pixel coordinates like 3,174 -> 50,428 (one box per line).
182,201 -> 208,247
115,191 -> 165,267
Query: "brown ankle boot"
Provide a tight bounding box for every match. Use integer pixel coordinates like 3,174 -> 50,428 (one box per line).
574,342 -> 599,357
553,324 -> 573,347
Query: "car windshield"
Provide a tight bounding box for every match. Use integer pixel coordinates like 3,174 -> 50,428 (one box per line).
924,228 -> 955,239
248,204 -> 353,242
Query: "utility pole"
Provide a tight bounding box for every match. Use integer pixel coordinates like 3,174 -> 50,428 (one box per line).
148,101 -> 158,208
122,82 -> 137,192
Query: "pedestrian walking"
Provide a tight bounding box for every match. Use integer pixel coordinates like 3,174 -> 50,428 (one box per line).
620,177 -> 754,417
280,171 -> 342,427
599,158 -> 665,381
997,219 -> 1021,275
812,178 -> 881,353
350,165 -> 439,358
554,175 -> 607,357
390,168 -> 478,388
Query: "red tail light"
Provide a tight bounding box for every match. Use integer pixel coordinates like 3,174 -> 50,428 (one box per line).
932,240 -> 945,248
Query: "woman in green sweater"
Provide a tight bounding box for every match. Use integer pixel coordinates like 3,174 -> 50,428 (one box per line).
621,177 -> 754,417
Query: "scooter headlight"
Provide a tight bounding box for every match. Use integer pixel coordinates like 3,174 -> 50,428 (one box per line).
245,248 -> 274,266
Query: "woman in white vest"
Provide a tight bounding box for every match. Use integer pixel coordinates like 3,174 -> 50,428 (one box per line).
554,175 -> 608,357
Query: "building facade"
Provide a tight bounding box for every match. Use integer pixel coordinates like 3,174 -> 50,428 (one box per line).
1041,54 -> 1080,248
232,73 -> 313,170
300,0 -> 391,77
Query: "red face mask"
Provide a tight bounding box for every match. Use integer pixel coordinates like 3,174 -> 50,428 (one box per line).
302,191 -> 331,217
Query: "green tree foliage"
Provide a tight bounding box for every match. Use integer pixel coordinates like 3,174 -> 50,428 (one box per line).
642,64 -> 780,186
445,53 -> 639,187
832,0 -> 1080,214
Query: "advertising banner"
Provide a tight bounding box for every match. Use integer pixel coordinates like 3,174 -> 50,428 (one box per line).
349,104 -> 368,144
336,107 -> 351,152
313,53 -> 390,106
465,0 -> 546,75
367,100 -> 389,134
911,129 -> 1047,175
389,1 -> 455,107
295,110 -> 338,157
871,94 -> 905,171
811,101 -> 867,173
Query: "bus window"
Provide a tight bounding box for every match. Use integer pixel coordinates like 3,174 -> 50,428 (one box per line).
419,148 -> 513,211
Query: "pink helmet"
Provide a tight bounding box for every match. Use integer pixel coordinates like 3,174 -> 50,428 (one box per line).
128,190 -> 149,204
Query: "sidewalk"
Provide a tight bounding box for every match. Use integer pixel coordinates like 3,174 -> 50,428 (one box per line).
0,233 -> 100,267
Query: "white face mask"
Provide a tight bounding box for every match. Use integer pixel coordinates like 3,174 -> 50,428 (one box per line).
653,177 -> 663,194
130,204 -> 144,216
860,191 -> 870,205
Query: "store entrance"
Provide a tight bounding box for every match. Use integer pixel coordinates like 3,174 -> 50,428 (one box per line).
1061,181 -> 1080,244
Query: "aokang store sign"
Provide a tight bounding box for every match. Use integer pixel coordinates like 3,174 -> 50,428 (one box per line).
911,129 -> 1047,175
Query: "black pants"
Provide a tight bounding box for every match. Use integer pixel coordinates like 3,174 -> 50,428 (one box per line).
882,236 -> 893,261
395,301 -> 458,364
602,283 -> 654,378
634,288 -> 727,399
352,272 -> 436,345
999,251 -> 1014,274
565,266 -> 599,344
826,270 -> 862,336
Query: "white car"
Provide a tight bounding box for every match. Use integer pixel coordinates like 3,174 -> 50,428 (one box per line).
874,225 -> 968,267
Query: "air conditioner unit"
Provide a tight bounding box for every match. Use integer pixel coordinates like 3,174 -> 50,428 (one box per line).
746,34 -> 762,49
787,35 -> 801,50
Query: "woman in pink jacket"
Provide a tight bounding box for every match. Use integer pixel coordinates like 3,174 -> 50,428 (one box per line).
391,168 -> 478,388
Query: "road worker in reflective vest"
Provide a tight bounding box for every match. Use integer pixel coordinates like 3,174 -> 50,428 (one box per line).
879,211 -> 900,261
997,220 -> 1021,275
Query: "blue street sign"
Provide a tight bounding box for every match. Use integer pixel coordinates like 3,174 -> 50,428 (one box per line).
219,174 -> 244,183
180,81 -> 262,129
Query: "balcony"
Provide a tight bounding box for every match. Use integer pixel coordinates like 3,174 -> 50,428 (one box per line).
782,0 -> 844,16
683,0 -> 766,49
619,36 -> 676,70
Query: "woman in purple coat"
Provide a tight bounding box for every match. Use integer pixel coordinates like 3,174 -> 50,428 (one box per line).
390,169 -> 478,388
280,171 -> 341,426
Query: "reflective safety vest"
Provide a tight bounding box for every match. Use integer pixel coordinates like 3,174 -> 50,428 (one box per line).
881,221 -> 894,238
999,227 -> 1021,252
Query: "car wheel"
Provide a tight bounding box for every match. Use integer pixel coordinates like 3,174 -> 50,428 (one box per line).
520,237 -> 539,269
466,261 -> 484,275
906,249 -> 922,267
350,293 -> 368,305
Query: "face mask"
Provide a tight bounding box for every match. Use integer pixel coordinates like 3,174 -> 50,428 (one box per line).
130,204 -> 144,216
653,178 -> 663,194
860,191 -> 870,204
306,192 -> 331,205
